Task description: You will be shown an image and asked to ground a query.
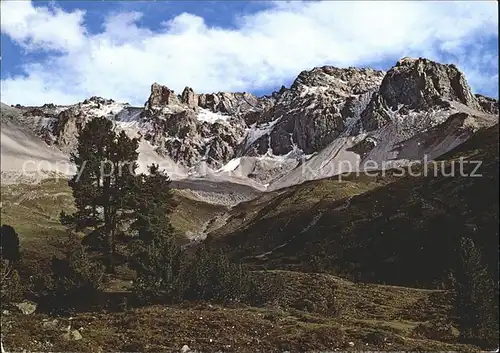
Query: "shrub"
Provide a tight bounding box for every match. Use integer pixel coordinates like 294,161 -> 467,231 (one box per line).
0,260 -> 24,304
36,235 -> 106,312
131,236 -> 186,304
0,224 -> 21,263
183,245 -> 253,304
452,237 -> 498,347
246,270 -> 287,307
363,330 -> 388,345
132,241 -> 284,307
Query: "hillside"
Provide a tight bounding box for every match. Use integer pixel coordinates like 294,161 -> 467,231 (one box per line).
0,179 -> 226,259
210,125 -> 499,288
1,59 -> 498,352
0,269 -> 484,352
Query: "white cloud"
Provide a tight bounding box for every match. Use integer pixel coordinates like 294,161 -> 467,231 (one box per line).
0,0 -> 87,52
1,0 -> 498,106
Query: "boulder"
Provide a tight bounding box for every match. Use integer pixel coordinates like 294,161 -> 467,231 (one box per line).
15,301 -> 37,315
61,329 -> 82,341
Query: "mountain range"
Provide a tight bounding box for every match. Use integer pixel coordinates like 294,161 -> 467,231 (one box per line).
2,57 -> 497,203
1,56 -> 499,352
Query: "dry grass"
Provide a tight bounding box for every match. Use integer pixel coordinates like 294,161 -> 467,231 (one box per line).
2,270 -> 479,352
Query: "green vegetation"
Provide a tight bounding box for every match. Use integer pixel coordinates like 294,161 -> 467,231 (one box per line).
38,236 -> 106,313
1,271 -> 484,352
1,178 -> 74,261
1,123 -> 498,351
453,237 -> 498,347
60,117 -> 140,272
170,190 -> 227,237
212,126 -> 499,290
0,180 -> 222,258
0,260 -> 24,304
213,174 -> 396,239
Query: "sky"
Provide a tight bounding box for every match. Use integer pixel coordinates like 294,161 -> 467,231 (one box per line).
1,0 -> 498,106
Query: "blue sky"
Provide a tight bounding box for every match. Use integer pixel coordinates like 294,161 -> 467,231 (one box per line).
1,1 -> 498,106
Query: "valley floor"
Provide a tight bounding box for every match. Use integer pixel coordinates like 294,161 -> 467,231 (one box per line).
1,271 -> 481,352
1,126 -> 498,352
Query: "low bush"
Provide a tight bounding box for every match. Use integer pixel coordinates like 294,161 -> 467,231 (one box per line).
183,245 -> 253,304
246,270 -> 287,307
131,236 -> 186,304
132,242 -> 287,307
0,260 -> 24,305
33,235 -> 106,313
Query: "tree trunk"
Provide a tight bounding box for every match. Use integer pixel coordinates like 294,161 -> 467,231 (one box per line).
103,174 -> 114,273
109,207 -> 117,274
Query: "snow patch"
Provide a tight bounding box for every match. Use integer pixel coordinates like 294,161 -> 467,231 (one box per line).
197,108 -> 230,124
218,157 -> 241,172
116,108 -> 143,122
81,101 -> 127,118
283,132 -> 306,159
244,118 -> 281,149
365,137 -> 378,146
299,85 -> 329,98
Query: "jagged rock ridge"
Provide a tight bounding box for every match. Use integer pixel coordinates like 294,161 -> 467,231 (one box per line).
2,57 -> 498,192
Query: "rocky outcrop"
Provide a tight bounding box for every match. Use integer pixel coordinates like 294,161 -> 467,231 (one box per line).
53,109 -> 89,152
146,83 -> 181,110
198,91 -> 273,116
6,57 -> 498,189
381,57 -> 479,110
15,301 -> 37,315
358,58 -> 488,132
180,87 -> 198,109
141,87 -> 251,168
475,94 -> 499,115
244,66 -> 384,156
291,66 -> 385,97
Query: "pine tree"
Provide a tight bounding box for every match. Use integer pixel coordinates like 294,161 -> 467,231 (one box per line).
453,236 -> 498,347
129,164 -> 181,302
61,117 -> 139,272
131,233 -> 185,303
129,164 -> 177,244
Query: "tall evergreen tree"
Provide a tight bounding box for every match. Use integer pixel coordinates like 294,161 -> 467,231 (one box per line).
130,164 -> 177,244
129,164 -> 180,302
61,117 -> 139,272
453,236 -> 498,347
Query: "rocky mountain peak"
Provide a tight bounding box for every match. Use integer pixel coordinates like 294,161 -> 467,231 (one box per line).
291,65 -> 385,97
144,82 -> 270,117
180,87 -> 198,109
145,83 -> 181,110
358,57 -> 491,132
82,96 -> 115,106
379,57 -> 479,111
3,57 -> 497,190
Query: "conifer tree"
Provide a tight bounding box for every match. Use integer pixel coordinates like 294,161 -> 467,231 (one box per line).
453,236 -> 498,347
129,164 -> 181,302
61,117 -> 139,272
130,164 -> 177,244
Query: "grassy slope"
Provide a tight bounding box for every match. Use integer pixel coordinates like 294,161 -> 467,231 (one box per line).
0,179 -> 226,255
2,270 -> 479,352
211,172 -> 398,239
171,190 -> 227,240
0,179 -> 74,261
1,126 -> 497,352
212,125 -> 499,287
